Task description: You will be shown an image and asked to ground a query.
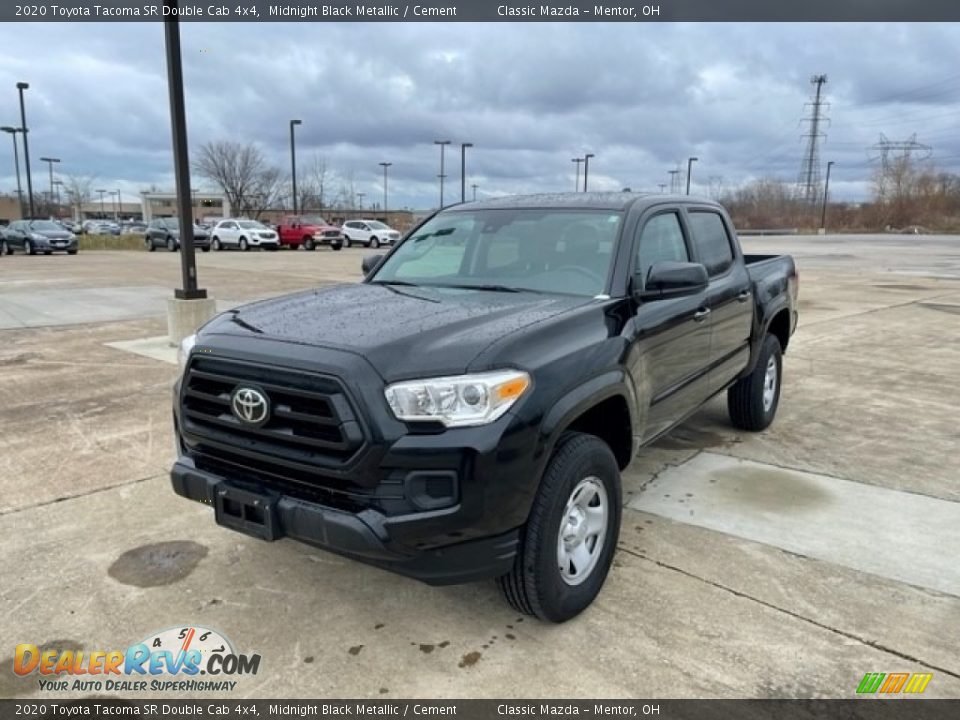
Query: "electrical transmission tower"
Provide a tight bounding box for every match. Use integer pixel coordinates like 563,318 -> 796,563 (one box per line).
869,133 -> 932,170
796,74 -> 830,204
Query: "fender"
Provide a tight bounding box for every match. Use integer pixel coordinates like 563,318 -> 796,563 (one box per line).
536,369 -> 639,475
743,298 -> 791,376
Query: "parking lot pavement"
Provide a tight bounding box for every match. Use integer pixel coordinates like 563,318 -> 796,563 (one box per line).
2,237 -> 959,698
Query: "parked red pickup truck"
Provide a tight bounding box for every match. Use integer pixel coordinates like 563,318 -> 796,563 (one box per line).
275,215 -> 344,251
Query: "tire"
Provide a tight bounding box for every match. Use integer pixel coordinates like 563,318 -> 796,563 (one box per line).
331,242 -> 343,251
166,236 -> 177,252
239,237 -> 249,252
24,240 -> 35,256
212,237 -> 222,251
146,237 -> 155,252
303,237 -> 315,251
67,249 -> 78,255
342,235 -> 351,249
728,333 -> 783,432
497,432 -> 621,623
0,239 -> 9,255
201,246 -> 210,252
370,236 -> 380,249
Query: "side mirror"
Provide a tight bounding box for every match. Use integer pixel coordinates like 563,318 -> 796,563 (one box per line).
362,253 -> 386,276
638,261 -> 708,301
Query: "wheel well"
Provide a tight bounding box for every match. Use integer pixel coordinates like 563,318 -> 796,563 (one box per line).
768,309 -> 791,352
563,395 -> 633,470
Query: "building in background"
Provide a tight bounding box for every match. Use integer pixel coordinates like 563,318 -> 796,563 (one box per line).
140,191 -> 230,223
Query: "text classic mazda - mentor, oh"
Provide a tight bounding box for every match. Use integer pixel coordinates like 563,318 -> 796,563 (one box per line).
170,193 -> 797,622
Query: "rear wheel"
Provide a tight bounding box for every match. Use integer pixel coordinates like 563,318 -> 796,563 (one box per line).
0,239 -> 9,255
728,333 -> 783,431
239,237 -> 249,252
497,432 -> 621,623
303,237 -> 315,251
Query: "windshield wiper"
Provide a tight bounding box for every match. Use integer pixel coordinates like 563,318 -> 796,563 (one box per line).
439,283 -> 530,293
368,279 -> 420,287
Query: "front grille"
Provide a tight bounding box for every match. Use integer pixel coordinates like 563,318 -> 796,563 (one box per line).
181,356 -> 365,472
321,230 -> 341,238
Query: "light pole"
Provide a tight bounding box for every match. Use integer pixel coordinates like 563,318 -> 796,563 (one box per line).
164,3 -> 205,301
583,153 -> 595,192
110,190 -> 120,221
572,157 -> 583,192
17,82 -> 35,218
356,192 -> 365,214
668,169 -> 679,194
96,189 -> 107,218
379,162 -> 391,221
658,183 -> 667,193
471,183 -> 478,201
460,142 -> 473,204
685,156 -> 698,195
434,140 -> 450,208
1,126 -> 24,217
52,179 -> 63,211
40,156 -> 60,208
289,119 -> 302,214
820,161 -> 835,232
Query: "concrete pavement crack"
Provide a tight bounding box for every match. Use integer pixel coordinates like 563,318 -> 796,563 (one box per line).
0,473 -> 161,517
617,545 -> 960,681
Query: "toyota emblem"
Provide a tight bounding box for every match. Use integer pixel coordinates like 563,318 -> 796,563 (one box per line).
230,386 -> 269,425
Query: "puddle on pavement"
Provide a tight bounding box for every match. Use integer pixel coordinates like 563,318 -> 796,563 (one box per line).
458,651 -> 482,668
655,427 -> 730,451
874,283 -> 930,291
710,466 -> 829,512
0,639 -> 83,697
108,541 -> 208,588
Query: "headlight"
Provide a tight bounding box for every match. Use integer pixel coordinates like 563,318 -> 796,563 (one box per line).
385,370 -> 530,427
32,234 -> 46,241
177,333 -> 196,371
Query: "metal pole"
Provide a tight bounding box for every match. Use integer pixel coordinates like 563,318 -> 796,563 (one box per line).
472,183 -> 478,201
97,189 -> 106,217
357,192 -> 364,212
290,119 -> 301,215
583,153 -> 594,192
2,128 -> 24,217
40,157 -> 60,210
820,161 -> 834,231
460,142 -> 472,204
434,140 -> 450,208
17,83 -> 34,217
379,162 -> 391,221
686,156 -> 698,195
572,158 -> 583,192
164,2 -> 205,300
114,189 -> 121,221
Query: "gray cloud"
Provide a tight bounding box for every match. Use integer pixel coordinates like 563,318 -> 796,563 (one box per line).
1,21 -> 959,209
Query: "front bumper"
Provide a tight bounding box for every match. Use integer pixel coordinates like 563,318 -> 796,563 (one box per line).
171,458 -> 519,585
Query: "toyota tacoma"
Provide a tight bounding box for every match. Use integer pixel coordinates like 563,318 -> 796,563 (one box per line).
171,193 -> 797,622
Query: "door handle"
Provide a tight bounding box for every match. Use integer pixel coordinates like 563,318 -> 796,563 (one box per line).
737,290 -> 752,302
694,308 -> 711,322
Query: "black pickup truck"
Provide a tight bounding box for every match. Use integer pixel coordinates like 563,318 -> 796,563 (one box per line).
171,193 -> 797,622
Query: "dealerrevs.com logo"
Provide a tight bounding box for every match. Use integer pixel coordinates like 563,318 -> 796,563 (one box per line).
14,626 -> 261,693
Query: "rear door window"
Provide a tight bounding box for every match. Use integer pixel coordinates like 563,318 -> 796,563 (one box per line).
687,211 -> 734,276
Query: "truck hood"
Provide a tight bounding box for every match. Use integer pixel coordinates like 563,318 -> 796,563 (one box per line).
202,283 -> 591,380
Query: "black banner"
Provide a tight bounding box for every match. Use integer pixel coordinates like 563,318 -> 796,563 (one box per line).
0,700 -> 958,720
3,0 -> 960,23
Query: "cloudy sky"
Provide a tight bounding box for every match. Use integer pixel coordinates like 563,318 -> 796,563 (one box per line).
1,21 -> 959,209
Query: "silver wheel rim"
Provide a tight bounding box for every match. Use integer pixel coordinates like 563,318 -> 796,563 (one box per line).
557,476 -> 608,586
763,356 -> 778,412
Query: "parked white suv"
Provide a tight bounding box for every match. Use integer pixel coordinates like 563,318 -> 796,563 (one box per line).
341,220 -> 401,249
211,219 -> 280,251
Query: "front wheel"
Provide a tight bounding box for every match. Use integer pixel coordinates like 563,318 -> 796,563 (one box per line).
1,239 -> 10,255
370,236 -> 380,249
728,333 -> 783,431
239,237 -> 249,251
331,242 -> 343,251
303,237 -> 315,251
146,237 -> 155,252
24,240 -> 35,255
212,237 -> 222,251
497,432 -> 621,623
166,237 -> 177,252
342,235 -> 351,248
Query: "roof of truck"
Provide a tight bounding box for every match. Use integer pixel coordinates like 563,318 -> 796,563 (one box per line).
453,191 -> 721,212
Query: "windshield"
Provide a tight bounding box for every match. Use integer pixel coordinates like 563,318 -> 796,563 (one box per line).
369,209 -> 622,297
238,221 -> 265,229
30,221 -> 61,231
301,215 -> 328,226
367,221 -> 388,230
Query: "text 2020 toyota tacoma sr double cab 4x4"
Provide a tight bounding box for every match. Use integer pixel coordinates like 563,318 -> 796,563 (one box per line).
171,193 -> 797,622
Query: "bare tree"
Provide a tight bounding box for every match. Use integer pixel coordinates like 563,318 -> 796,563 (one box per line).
61,173 -> 96,219
297,155 -> 330,213
193,140 -> 282,218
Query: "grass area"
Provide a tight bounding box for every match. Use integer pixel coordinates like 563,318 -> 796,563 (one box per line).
78,234 -> 145,251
